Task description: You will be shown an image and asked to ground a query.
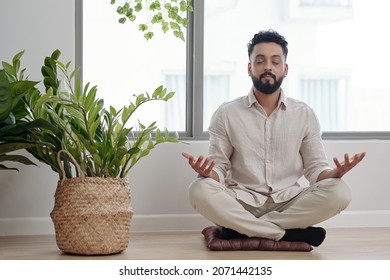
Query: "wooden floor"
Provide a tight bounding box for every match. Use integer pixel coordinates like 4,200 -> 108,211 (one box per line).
1,227 -> 390,260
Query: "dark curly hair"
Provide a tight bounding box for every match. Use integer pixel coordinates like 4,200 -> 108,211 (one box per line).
247,29 -> 288,60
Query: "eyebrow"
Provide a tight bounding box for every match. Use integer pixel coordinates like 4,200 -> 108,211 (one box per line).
254,54 -> 283,60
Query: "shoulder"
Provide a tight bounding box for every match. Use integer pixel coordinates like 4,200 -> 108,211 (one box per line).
212,96 -> 247,118
285,97 -> 316,115
215,95 -> 248,114
285,97 -> 321,131
209,96 -> 247,129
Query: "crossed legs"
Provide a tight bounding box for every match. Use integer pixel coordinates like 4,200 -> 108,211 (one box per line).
189,177 -> 351,246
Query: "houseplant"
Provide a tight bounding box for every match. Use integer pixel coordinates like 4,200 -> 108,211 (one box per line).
0,0 -> 193,255
0,48 -> 179,255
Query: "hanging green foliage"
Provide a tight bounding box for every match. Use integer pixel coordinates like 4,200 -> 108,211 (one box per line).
111,0 -> 193,41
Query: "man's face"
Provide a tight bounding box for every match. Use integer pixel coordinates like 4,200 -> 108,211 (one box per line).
248,42 -> 288,94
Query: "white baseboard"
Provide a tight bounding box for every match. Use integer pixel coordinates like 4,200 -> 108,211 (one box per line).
0,217 -> 55,236
317,210 -> 390,228
131,214 -> 214,232
1,211 -> 390,236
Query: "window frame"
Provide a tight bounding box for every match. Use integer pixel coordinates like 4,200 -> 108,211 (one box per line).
76,0 -> 390,140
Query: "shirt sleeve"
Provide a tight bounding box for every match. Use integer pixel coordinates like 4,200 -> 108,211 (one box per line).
207,104 -> 233,183
300,108 -> 332,184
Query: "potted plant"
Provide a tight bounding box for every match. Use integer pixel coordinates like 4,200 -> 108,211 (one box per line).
0,0 -> 193,255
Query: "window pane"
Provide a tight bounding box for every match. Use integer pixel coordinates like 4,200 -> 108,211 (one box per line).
83,0 -> 187,131
203,0 -> 390,132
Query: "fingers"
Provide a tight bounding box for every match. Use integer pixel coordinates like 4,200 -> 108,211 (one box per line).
182,152 -> 194,160
182,152 -> 198,165
355,152 -> 366,163
194,156 -> 213,173
333,156 -> 341,168
333,152 -> 366,178
200,157 -> 216,176
344,153 -> 350,166
349,152 -> 366,168
182,152 -> 215,177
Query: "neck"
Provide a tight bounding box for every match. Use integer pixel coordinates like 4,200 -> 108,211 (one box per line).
252,87 -> 281,115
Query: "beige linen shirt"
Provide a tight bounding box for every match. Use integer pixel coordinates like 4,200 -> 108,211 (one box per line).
208,89 -> 332,207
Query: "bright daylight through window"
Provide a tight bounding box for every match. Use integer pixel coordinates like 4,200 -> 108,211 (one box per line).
83,0 -> 390,138
82,0 -> 187,132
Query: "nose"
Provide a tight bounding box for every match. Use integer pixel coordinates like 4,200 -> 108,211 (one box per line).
264,63 -> 272,72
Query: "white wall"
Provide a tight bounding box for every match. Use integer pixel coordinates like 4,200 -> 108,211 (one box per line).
1,0 -> 389,235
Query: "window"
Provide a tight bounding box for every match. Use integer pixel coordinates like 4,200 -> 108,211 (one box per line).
299,78 -> 348,131
80,0 -> 390,139
201,0 -> 390,138
164,73 -> 230,132
299,0 -> 352,7
82,0 -> 187,132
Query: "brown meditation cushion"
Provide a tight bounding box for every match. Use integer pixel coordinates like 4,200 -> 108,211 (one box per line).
202,226 -> 313,251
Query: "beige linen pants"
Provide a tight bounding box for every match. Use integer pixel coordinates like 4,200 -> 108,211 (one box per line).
189,177 -> 351,241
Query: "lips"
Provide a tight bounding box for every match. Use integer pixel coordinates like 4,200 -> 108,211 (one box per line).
260,72 -> 276,81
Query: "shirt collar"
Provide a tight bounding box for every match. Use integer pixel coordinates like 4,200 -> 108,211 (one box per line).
247,88 -> 287,109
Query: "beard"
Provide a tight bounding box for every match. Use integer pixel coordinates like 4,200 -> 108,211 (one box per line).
251,71 -> 284,94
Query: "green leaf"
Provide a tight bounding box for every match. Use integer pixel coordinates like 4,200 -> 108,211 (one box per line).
161,22 -> 169,33
1,62 -> 14,76
92,153 -> 102,165
41,65 -> 56,80
164,91 -> 175,101
10,80 -> 39,96
135,93 -> 146,106
84,84 -> 98,110
147,140 -> 154,150
88,99 -> 104,128
151,13 -> 163,23
144,32 -> 154,40
180,0 -> 188,11
0,70 -> 12,120
117,6 -> 125,15
56,60 -> 66,71
12,50 -> 25,65
174,30 -> 185,41
89,119 -> 101,140
152,85 -> 164,98
170,21 -> 180,30
155,128 -> 164,144
0,154 -> 37,166
0,113 -> 15,126
149,1 -> 161,11
134,2 -> 142,12
51,49 -> 61,61
128,147 -> 140,155
43,76 -> 58,91
140,149 -> 150,157
69,66 -> 80,81
0,142 -> 42,154
0,119 -> 61,137
139,24 -> 148,32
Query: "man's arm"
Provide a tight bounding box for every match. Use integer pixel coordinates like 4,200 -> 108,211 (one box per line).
317,152 -> 366,182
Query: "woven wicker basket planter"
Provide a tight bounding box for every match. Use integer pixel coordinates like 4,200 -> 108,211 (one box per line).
50,152 -> 133,255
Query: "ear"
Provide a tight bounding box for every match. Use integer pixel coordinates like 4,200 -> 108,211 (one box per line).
284,63 -> 289,77
247,62 -> 251,76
